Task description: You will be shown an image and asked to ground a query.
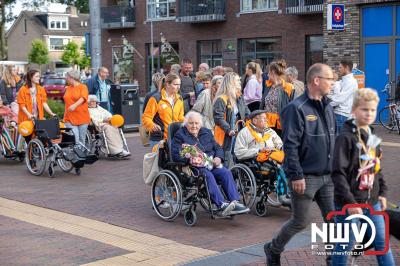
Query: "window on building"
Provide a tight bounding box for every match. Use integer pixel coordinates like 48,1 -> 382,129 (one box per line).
146,42 -> 179,87
241,0 -> 278,12
198,40 -> 222,68
23,19 -> 27,33
49,19 -> 68,30
240,37 -> 282,74
49,38 -> 70,51
305,35 -> 323,73
147,0 -> 176,20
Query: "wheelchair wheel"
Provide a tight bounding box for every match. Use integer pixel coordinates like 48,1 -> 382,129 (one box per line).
57,158 -> 73,173
183,209 -> 197,227
151,170 -> 183,221
255,200 -> 268,217
230,164 -> 257,209
25,139 -> 47,176
84,130 -> 93,152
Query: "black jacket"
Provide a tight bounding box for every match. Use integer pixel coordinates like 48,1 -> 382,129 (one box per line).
281,91 -> 336,180
171,127 -> 224,163
331,119 -> 387,205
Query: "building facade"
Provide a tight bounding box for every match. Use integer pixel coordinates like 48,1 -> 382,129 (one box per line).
323,0 -> 400,113
6,7 -> 90,75
100,0 -> 324,94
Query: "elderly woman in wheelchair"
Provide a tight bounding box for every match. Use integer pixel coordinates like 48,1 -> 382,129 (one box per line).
171,111 -> 250,217
87,95 -> 130,158
234,110 -> 291,216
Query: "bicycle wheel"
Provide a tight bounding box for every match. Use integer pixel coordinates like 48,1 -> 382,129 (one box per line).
25,139 -> 47,176
379,106 -> 396,131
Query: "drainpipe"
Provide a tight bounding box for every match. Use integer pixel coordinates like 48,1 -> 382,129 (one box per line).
89,0 -> 102,73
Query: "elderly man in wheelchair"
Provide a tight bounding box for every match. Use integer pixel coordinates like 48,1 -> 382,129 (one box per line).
234,110 -> 291,216
171,111 -> 250,217
87,95 -> 130,158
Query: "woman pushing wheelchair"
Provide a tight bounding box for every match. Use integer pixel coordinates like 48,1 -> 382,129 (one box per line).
171,111 -> 249,217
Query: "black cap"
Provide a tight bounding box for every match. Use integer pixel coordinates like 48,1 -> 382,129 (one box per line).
248,110 -> 268,120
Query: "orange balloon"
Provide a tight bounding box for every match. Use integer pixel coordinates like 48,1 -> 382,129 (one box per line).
110,114 -> 124,127
18,120 -> 34,137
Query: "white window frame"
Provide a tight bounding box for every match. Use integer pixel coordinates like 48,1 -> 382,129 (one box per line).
48,36 -> 71,51
146,0 -> 176,21
48,17 -> 69,30
240,0 -> 279,14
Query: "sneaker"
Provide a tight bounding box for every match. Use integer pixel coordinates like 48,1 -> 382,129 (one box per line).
218,201 -> 236,217
264,242 -> 281,266
116,150 -> 130,158
230,201 -> 250,215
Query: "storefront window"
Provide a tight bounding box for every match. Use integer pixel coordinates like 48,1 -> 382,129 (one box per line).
198,40 -> 223,68
306,35 -> 323,73
146,42 -> 179,87
112,39 -> 135,84
239,37 -> 282,74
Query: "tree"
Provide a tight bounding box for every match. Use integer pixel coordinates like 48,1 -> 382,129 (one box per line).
28,39 -> 50,71
56,0 -> 89,13
78,54 -> 91,69
61,41 -> 80,68
0,0 -> 17,59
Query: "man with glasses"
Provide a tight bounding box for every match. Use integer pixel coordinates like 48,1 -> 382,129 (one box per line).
87,67 -> 113,112
264,63 -> 336,266
328,59 -> 358,133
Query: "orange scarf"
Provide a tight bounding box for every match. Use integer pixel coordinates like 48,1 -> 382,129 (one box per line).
245,120 -> 271,143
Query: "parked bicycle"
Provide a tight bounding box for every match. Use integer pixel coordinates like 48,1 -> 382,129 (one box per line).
378,81 -> 400,135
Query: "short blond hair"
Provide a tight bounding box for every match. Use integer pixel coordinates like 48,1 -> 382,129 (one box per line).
352,88 -> 380,109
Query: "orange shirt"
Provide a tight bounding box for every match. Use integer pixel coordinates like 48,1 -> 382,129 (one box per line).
17,85 -> 47,123
63,83 -> 90,125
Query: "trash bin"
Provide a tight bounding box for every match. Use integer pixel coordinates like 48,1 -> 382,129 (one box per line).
110,84 -> 140,132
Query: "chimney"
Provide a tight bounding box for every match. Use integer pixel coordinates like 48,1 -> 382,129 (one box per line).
66,6 -> 78,17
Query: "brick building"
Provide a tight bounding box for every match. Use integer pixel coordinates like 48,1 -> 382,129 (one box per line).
323,0 -> 400,113
100,0 -> 324,94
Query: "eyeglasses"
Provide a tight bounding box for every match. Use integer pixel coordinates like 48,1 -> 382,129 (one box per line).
317,76 -> 335,81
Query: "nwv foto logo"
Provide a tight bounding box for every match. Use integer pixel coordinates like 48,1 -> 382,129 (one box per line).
310,204 -> 390,255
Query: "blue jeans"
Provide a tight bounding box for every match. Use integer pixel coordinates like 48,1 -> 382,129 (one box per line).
65,123 -> 88,145
198,167 -> 239,208
335,114 -> 348,134
332,202 -> 395,266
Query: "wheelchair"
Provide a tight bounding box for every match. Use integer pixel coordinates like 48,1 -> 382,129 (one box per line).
150,122 -> 255,226
85,123 -> 130,159
230,154 -> 291,217
0,117 -> 25,161
25,118 -> 97,177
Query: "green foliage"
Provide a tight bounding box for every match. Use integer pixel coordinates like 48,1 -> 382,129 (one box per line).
56,0 -> 89,13
61,41 -> 80,66
28,39 -> 50,66
78,54 -> 91,69
45,99 -> 65,119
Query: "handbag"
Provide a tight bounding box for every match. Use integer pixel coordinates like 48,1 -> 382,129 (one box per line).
139,125 -> 150,147
143,150 -> 159,185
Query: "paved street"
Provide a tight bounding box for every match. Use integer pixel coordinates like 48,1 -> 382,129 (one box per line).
0,126 -> 399,266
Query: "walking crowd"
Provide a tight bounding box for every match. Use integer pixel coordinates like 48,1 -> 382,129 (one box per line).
141,58 -> 395,266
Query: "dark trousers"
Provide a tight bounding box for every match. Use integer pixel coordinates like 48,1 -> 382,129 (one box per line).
248,101 -> 261,112
270,175 -> 335,254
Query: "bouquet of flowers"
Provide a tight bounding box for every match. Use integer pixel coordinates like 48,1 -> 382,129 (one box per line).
180,144 -> 215,170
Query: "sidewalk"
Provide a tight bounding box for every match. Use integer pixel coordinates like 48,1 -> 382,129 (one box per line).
244,237 -> 400,266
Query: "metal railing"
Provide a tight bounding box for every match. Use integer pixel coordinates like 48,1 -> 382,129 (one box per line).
285,0 -> 324,14
177,0 -> 226,23
101,5 -> 135,29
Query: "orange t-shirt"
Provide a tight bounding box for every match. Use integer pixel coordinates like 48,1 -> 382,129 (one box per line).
63,83 -> 90,125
